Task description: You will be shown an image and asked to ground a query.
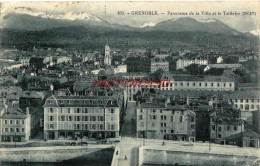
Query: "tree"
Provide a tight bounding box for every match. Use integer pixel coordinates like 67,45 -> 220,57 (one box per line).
205,68 -> 224,76
186,64 -> 203,75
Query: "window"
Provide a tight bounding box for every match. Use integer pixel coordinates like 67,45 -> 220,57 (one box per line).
76,116 -> 81,121
76,124 -> 80,130
84,108 -> 88,113
199,83 -> 201,86
164,115 -> 166,120
4,120 -> 7,124
49,124 -> 54,129
68,116 -> 72,121
91,116 -> 96,121
161,123 -> 163,127
218,126 -> 221,131
246,99 -> 249,103
224,83 -> 226,87
16,120 -> 19,124
211,83 -> 214,87
234,126 -> 237,131
49,108 -> 54,113
111,124 -> 115,130
16,128 -> 19,132
49,116 -> 54,121
99,116 -> 104,121
227,126 -> 230,131
164,123 -> 166,127
141,122 -> 144,127
10,120 -> 13,124
193,83 -> 196,86
212,125 -> 215,130
139,115 -> 143,120
10,128 -> 14,132
68,108 -> 71,113
179,116 -> 183,123
205,83 -> 207,87
22,120 -> 24,124
111,109 -> 114,113
61,116 -> 65,121
84,124 -> 88,129
5,128 -> 8,132
230,83 -> 232,87
240,104 -> 243,109
152,122 -> 155,127
190,116 -> 195,122
187,83 -> 189,86
217,83 -> 220,87
100,124 -> 104,130
22,128 -> 25,132
251,105 -> 255,109
218,134 -> 221,138
240,99 -> 243,102
171,130 -> 174,133
191,124 -> 195,129
161,115 -> 163,120
60,108 -> 63,113
140,109 -> 143,113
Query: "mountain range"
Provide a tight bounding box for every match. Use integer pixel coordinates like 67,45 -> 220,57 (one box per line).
0,7 -> 259,49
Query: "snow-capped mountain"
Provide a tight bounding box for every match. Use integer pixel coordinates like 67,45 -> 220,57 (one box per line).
4,7 -> 103,22
250,29 -> 260,36
140,22 -> 156,28
196,18 -> 216,23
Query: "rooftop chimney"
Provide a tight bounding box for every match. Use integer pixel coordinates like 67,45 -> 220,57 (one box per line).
26,107 -> 30,116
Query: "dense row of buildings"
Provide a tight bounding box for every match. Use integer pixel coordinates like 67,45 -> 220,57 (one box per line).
0,44 -> 259,149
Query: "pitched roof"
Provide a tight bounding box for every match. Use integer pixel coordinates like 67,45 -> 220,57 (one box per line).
43,95 -> 119,108
1,107 -> 27,119
225,91 -> 260,99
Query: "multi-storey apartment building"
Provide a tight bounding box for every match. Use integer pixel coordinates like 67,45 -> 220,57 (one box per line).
43,95 -> 120,140
226,91 -> 260,111
0,105 -> 31,142
151,58 -> 169,73
161,75 -> 235,91
176,58 -> 208,70
136,100 -> 196,141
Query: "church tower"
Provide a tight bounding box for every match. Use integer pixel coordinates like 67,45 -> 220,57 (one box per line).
104,44 -> 111,65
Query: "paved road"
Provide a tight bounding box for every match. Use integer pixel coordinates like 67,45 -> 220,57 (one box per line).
121,101 -> 137,137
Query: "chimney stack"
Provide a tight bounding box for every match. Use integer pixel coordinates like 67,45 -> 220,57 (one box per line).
186,97 -> 190,105
165,100 -> 168,108
26,107 -> 30,116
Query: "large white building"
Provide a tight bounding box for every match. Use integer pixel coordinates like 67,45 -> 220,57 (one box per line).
43,95 -> 120,140
226,91 -> 260,112
176,58 -> 208,70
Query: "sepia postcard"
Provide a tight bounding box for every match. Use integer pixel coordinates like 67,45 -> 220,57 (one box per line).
0,1 -> 259,166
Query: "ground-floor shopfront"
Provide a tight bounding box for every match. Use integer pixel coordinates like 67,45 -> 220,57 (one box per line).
137,131 -> 192,141
44,130 -> 119,140
1,135 -> 26,142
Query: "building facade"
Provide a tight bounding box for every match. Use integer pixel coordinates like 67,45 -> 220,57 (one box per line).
136,101 -> 196,141
0,105 -> 31,142
151,58 -> 169,73
226,91 -> 260,111
176,58 -> 208,70
43,95 -> 120,140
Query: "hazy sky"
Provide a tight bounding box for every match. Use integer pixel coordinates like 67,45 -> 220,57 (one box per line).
2,1 -> 259,31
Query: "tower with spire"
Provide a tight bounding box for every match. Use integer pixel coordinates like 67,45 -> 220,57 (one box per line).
104,44 -> 111,65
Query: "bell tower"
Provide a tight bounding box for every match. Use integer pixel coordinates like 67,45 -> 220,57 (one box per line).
104,44 -> 111,65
